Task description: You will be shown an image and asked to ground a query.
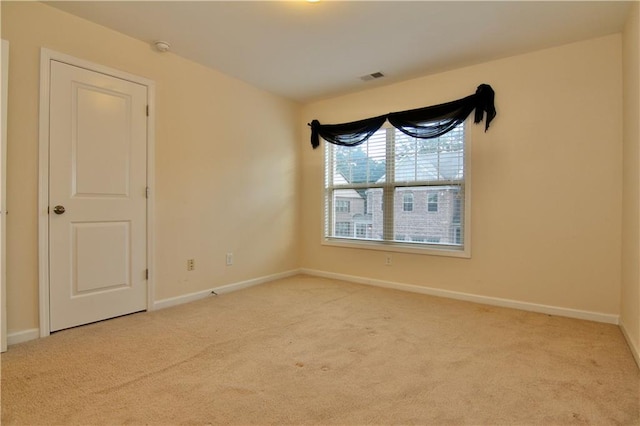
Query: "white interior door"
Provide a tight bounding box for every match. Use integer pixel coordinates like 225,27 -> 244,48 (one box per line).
1,40 -> 9,351
49,60 -> 148,332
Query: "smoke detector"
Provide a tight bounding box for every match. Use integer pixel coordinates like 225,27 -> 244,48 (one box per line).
153,40 -> 171,53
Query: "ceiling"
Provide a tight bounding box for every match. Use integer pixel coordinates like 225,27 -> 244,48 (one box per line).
46,1 -> 632,103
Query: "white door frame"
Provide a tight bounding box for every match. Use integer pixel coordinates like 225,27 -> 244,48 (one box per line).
38,48 -> 156,338
1,39 -> 9,351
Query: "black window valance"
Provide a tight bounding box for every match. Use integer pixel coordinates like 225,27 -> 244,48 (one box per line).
309,84 -> 496,149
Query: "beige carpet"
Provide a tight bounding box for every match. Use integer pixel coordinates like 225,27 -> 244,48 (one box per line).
2,275 -> 639,425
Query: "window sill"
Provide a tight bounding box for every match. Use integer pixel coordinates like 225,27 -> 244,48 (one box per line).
321,238 -> 471,259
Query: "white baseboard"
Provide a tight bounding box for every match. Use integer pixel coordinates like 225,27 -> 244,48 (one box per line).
620,320 -> 640,370
300,268 -> 620,325
7,328 -> 39,346
153,269 -> 300,310
4,270 -> 300,347
5,269 -> 623,349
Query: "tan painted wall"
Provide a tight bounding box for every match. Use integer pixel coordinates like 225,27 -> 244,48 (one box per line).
621,2 -> 640,361
300,35 -> 623,316
2,2 -> 633,339
1,2 -> 300,334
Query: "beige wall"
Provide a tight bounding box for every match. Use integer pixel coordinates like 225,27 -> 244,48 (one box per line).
2,1 -> 635,342
301,35 -> 623,316
1,2 -> 300,333
621,2 -> 640,362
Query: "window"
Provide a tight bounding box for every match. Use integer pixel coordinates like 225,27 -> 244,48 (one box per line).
335,200 -> 350,213
335,221 -> 352,237
403,193 -> 414,212
427,193 -> 438,212
324,121 -> 467,254
355,223 -> 370,238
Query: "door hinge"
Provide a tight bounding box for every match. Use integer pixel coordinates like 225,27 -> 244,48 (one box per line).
145,269 -> 149,280
146,105 -> 149,116
145,187 -> 150,198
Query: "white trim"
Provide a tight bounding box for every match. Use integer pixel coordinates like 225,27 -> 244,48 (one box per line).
321,239 -> 471,258
620,319 -> 640,370
154,269 -> 300,310
7,328 -> 39,346
1,39 -> 8,352
145,82 -> 156,312
463,122 -> 472,258
12,270 -> 630,351
7,270 -> 298,345
38,48 -> 156,337
300,268 -> 620,325
41,49 -> 155,90
38,49 -> 51,338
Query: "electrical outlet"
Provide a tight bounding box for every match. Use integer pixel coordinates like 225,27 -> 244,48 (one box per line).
385,254 -> 392,266
226,252 -> 233,266
187,259 -> 195,271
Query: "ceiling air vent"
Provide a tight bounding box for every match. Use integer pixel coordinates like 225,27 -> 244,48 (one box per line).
359,72 -> 385,82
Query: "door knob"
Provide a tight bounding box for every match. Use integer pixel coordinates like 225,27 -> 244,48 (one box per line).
53,205 -> 66,215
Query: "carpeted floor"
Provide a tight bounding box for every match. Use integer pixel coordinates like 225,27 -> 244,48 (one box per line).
2,275 -> 639,425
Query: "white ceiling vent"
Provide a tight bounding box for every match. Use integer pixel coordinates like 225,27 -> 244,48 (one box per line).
359,72 -> 385,82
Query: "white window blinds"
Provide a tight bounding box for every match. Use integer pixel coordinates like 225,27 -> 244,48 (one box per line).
324,121 -> 467,252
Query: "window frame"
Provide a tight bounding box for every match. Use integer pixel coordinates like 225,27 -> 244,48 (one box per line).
322,121 -> 471,258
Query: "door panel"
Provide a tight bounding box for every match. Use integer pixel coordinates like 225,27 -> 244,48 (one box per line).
74,85 -> 131,197
49,60 -> 147,332
73,221 -> 130,294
